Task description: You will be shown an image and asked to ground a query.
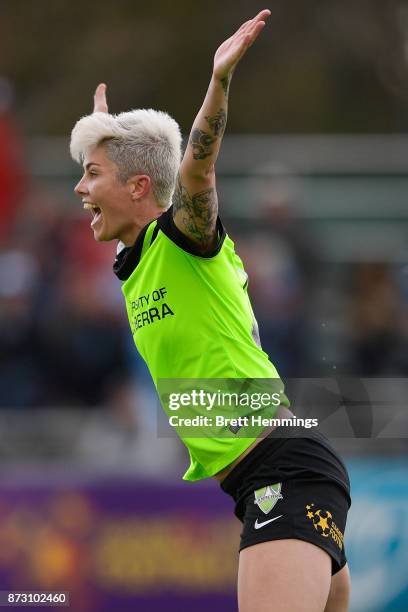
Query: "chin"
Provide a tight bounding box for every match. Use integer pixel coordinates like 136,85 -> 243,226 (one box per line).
93,229 -> 114,242
92,219 -> 119,241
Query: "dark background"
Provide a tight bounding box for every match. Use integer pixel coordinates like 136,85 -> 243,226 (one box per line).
1,0 -> 408,134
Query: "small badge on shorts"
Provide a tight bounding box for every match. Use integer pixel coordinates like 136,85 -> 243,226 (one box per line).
254,483 -> 283,515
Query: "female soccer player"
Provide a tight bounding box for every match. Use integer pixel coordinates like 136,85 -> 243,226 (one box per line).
71,10 -> 351,611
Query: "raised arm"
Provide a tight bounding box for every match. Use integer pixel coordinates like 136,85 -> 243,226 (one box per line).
173,9 -> 271,252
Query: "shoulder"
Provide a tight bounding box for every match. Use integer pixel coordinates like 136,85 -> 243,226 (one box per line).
157,205 -> 226,259
113,206 -> 228,282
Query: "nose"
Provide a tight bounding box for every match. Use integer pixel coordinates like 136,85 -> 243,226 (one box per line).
74,175 -> 88,196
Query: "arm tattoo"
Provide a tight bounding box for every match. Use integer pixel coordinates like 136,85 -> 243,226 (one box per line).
189,128 -> 215,160
220,76 -> 230,97
173,176 -> 218,249
205,108 -> 227,137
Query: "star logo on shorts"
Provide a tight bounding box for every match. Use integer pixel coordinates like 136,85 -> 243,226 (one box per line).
305,503 -> 344,550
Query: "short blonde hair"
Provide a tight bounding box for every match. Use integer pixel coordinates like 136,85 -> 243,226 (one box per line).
70,109 -> 182,208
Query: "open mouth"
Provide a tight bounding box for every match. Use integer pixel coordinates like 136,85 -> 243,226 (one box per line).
84,203 -> 102,227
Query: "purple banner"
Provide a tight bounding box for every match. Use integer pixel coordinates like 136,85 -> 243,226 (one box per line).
0,478 -> 239,611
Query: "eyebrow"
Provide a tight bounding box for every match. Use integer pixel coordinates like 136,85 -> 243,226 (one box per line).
84,162 -> 101,170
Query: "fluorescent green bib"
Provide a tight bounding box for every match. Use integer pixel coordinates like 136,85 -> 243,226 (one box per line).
121,219 -> 287,480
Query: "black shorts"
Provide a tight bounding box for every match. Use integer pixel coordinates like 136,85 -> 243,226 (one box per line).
220,427 -> 351,575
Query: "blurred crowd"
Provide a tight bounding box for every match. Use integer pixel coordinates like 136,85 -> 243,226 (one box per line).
1,81 -> 408,417
0,79 -> 137,411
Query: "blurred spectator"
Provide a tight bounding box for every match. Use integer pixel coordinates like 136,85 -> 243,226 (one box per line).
233,166 -> 321,376
0,178 -> 134,408
0,77 -> 27,244
37,258 -> 131,407
347,262 -> 407,375
0,248 -> 45,406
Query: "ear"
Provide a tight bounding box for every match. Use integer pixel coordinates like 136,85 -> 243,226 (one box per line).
128,175 -> 151,200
